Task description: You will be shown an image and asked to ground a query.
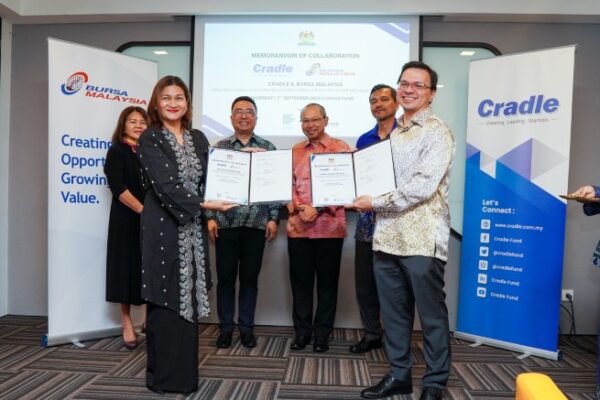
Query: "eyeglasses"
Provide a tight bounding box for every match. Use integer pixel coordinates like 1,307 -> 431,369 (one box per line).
232,109 -> 256,117
301,117 -> 326,125
398,81 -> 431,90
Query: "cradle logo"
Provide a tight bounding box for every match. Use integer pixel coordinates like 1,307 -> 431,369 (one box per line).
60,71 -> 89,95
477,94 -> 559,117
253,64 -> 293,73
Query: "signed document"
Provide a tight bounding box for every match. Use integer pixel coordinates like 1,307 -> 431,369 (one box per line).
205,148 -> 251,204
353,139 -> 396,197
310,153 -> 356,206
310,140 -> 396,206
205,148 -> 292,205
560,194 -> 600,203
249,149 -> 292,203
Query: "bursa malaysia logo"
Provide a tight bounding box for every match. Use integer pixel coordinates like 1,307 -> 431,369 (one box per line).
305,63 -> 355,77
60,71 -> 147,105
477,94 -> 559,117
61,71 -> 88,95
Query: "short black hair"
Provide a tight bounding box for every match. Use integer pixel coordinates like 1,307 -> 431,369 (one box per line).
231,96 -> 257,113
398,61 -> 438,91
369,84 -> 397,102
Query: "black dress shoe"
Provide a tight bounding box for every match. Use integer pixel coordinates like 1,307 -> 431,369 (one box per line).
216,331 -> 232,348
123,337 -> 139,350
313,336 -> 329,353
290,335 -> 310,350
146,384 -> 196,396
420,386 -> 443,400
146,385 -> 165,395
181,387 -> 198,396
360,374 -> 412,399
349,337 -> 382,353
240,331 -> 257,348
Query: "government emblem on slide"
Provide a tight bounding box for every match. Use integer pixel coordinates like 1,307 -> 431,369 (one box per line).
60,71 -> 89,95
298,31 -> 315,45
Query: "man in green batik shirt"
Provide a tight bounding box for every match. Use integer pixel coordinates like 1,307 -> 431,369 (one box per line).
206,96 -> 280,349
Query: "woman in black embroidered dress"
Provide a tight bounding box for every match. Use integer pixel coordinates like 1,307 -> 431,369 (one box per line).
137,76 -> 235,395
104,106 -> 148,350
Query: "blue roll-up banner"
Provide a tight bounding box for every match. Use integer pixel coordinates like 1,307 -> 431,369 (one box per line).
456,46 -> 576,360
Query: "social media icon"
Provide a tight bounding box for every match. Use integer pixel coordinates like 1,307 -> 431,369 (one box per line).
478,273 -> 488,284
479,246 -> 489,257
477,287 -> 487,298
480,233 -> 490,243
481,219 -> 491,230
478,260 -> 488,270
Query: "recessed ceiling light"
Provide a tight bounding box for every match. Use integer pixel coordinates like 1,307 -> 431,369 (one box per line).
437,84 -> 445,88
460,50 -> 476,56
153,50 -> 168,55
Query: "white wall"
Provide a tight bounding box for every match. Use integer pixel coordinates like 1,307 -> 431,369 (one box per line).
5,17 -> 600,334
0,19 -> 12,317
4,0 -> 600,20
4,18 -> 363,327
7,20 -> 192,315
425,18 -> 600,334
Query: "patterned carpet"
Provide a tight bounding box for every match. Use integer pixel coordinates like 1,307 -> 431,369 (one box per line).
0,316 -> 596,399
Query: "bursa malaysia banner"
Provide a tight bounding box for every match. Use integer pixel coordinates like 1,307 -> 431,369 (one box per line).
47,38 -> 157,346
456,46 -> 575,359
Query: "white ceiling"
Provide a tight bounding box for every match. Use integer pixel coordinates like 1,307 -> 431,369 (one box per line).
2,0 -> 600,24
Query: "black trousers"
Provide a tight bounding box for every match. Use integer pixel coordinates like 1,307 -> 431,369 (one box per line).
146,303 -> 198,393
373,252 -> 451,388
288,237 -> 344,338
215,227 -> 266,333
355,240 -> 382,340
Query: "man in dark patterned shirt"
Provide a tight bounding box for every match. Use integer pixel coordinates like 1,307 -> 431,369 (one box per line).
206,96 -> 280,349
350,84 -> 398,354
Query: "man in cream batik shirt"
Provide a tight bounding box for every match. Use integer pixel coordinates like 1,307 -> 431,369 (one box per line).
350,61 -> 454,400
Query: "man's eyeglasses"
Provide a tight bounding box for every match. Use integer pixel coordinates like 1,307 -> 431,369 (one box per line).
232,109 -> 256,117
398,81 -> 431,90
301,117 -> 326,125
